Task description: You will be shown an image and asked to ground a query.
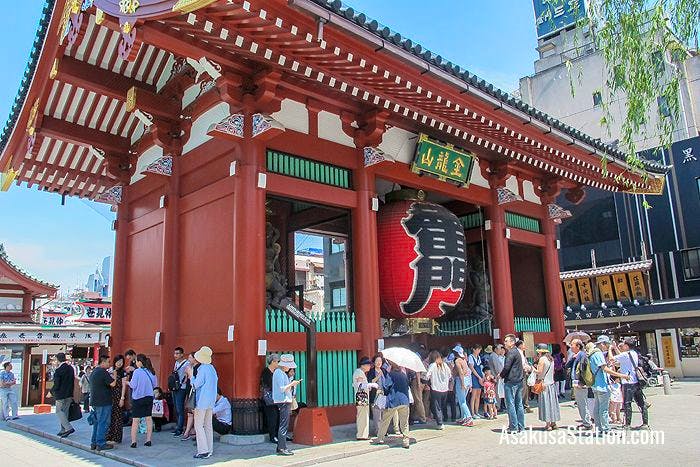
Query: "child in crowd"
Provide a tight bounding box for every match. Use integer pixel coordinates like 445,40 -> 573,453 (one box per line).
481,369 -> 497,420
151,387 -> 170,432
609,376 -> 623,425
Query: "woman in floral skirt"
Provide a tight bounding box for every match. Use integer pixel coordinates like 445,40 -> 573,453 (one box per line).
106,355 -> 129,444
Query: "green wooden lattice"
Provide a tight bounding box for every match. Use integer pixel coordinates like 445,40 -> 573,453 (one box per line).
505,212 -> 541,233
459,212 -> 484,230
514,317 -> 551,332
266,150 -> 352,189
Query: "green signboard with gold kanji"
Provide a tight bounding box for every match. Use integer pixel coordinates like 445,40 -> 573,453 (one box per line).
411,134 -> 474,186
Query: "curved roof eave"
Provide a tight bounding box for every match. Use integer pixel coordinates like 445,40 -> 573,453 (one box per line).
0,244 -> 59,296
0,0 -> 54,164
300,0 -> 670,176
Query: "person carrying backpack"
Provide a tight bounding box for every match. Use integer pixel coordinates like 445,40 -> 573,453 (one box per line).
569,339 -> 592,430
589,336 -> 630,436
169,347 -> 190,436
609,338 -> 650,430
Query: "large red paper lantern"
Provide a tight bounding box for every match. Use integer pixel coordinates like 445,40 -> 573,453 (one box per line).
377,190 -> 466,319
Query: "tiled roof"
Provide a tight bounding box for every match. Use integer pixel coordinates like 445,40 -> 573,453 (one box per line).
0,0 -> 53,158
0,243 -> 59,290
310,0 -> 670,174
560,259 -> 653,280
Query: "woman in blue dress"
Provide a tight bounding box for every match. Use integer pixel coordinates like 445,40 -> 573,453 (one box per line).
467,344 -> 485,419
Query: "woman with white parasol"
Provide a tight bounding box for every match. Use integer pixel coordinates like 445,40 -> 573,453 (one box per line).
370,347 -> 420,449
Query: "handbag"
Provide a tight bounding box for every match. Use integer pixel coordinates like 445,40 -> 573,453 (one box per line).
152,399 -> 165,417
87,409 -> 96,426
185,386 -> 196,410
68,400 -> 83,422
531,360 -> 553,395
526,370 -> 537,387
262,388 -> 274,406
355,390 -> 369,406
291,397 -> 299,411
374,393 -> 387,409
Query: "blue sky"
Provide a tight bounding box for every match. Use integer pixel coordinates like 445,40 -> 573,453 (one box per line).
0,1 -> 539,295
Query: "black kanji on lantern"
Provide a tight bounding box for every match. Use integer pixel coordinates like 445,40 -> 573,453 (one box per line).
401,203 -> 466,315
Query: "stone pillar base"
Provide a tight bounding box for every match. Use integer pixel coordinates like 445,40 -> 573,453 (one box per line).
231,398 -> 263,435
220,433 -> 266,445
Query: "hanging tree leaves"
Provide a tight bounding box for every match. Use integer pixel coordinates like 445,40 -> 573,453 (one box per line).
538,0 -> 700,175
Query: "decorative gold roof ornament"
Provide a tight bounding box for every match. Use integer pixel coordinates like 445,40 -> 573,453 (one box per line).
172,0 -> 219,14
49,58 -> 59,80
119,0 -> 140,15
95,8 -> 106,25
59,0 -> 81,40
26,99 -> 40,136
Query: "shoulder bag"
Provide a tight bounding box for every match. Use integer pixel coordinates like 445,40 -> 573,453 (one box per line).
630,352 -> 649,388
531,360 -> 552,395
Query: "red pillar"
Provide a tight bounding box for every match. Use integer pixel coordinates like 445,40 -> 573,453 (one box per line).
352,167 -> 381,359
486,204 -> 515,339
110,191 -> 129,357
93,343 -> 100,365
542,218 -> 565,344
230,135 -> 266,434
158,154 -> 180,381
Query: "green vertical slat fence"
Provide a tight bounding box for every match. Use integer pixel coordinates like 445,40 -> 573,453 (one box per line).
265,310 -> 356,333
316,350 -> 357,407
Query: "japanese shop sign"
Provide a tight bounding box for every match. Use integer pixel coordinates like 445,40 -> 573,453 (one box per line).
596,275 -> 615,302
0,330 -> 101,344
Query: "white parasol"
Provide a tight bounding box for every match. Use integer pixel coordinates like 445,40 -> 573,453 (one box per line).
380,347 -> 427,373
564,331 -> 591,345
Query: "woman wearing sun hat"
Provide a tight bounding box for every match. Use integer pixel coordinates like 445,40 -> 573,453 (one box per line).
534,344 -> 560,431
273,354 -> 301,456
186,346 -> 218,459
353,356 -> 378,440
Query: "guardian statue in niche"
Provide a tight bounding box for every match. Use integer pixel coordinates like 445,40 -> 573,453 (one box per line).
447,252 -> 492,321
265,222 -> 287,307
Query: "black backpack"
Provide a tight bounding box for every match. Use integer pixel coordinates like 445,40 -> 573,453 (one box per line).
168,361 -> 186,392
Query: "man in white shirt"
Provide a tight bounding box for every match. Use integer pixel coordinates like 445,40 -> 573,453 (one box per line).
516,340 -> 533,413
212,388 -> 231,435
610,338 -> 649,430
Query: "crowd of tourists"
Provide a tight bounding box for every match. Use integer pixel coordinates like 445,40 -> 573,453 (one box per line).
41,345 -> 226,460
350,333 -> 654,446
1,332 -> 655,458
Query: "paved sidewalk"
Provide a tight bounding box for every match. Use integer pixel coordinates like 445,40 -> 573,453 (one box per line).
6,409 -> 447,466
5,381 -> 697,466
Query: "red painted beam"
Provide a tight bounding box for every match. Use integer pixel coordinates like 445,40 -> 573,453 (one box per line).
37,116 -> 130,155
55,56 -> 156,102
266,172 -> 358,208
374,161 -> 492,207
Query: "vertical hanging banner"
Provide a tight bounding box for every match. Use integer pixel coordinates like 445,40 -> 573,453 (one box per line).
627,271 -> 647,300
612,273 -> 631,302
596,276 -> 615,302
563,280 -> 579,305
576,278 -> 594,304
661,334 -> 676,368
